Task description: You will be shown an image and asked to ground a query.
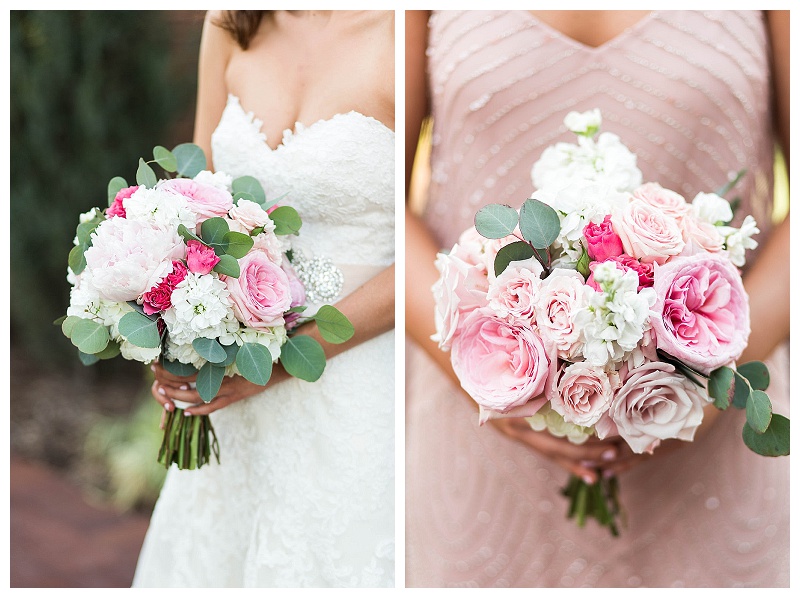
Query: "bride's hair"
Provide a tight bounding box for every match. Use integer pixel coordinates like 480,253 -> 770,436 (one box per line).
215,10 -> 271,50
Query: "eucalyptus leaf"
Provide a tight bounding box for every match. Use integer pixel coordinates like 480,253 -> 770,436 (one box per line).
196,362 -> 225,403
235,342 -> 274,386
219,342 -> 240,367
269,206 -> 302,235
708,366 -> 734,410
200,217 -> 230,249
250,226 -> 265,237
232,191 -> 256,206
68,243 -> 87,275
177,223 -> 205,246
280,335 -> 326,382
742,414 -> 790,457
222,231 -> 254,259
262,191 -> 289,212
96,340 -> 121,360
213,254 -> 240,278
232,175 -> 266,204
474,204 -> 519,239
192,337 -> 227,364
125,300 -> 157,319
313,305 -> 355,344
136,157 -> 157,188
76,220 -> 99,245
61,315 -> 81,338
53,315 -> 67,326
172,143 -> 207,178
70,318 -> 110,354
737,361 -> 770,391
519,198 -> 560,249
118,311 -> 161,348
732,372 -> 750,409
78,351 -> 100,366
745,389 -> 772,434
107,176 -> 128,205
493,241 -> 535,277
153,145 -> 178,172
161,358 -> 198,378
576,247 -> 590,279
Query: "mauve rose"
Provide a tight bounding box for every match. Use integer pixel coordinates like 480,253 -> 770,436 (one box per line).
548,361 -> 617,427
586,254 -> 654,292
534,268 -> 586,360
450,307 -> 552,415
225,251 -> 292,329
583,215 -> 624,262
158,178 -> 233,224
141,261 -> 188,315
612,198 -> 685,264
185,240 -> 220,275
650,254 -> 750,375
595,361 -> 708,454
106,185 -> 140,218
632,182 -> 691,224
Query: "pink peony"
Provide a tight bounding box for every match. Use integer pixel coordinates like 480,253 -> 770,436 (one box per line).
583,215 -> 624,262
650,254 -> 750,374
185,240 -> 220,275
548,362 -> 617,427
632,182 -> 691,224
224,251 -> 292,329
141,261 -> 188,315
595,361 -> 708,454
612,198 -> 685,264
106,185 -> 141,218
450,307 -> 552,416
534,268 -> 586,360
158,178 -> 233,224
586,254 -> 654,292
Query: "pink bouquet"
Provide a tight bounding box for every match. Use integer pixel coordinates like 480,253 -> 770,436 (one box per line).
433,110 -> 789,535
59,143 -> 353,470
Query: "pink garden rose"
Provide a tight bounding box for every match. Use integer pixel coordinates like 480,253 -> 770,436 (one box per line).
595,361 -> 708,454
141,260 -> 188,315
650,254 -> 750,374
228,199 -> 272,233
583,215 -> 624,262
632,182 -> 691,224
548,361 -> 617,427
281,258 -> 307,330
586,254 -> 654,292
225,251 -> 293,329
534,268 -> 586,360
681,215 -> 724,255
106,185 -> 141,218
185,240 -> 220,275
612,198 -> 685,264
450,307 -> 552,416
158,178 -> 233,223
486,258 -> 544,323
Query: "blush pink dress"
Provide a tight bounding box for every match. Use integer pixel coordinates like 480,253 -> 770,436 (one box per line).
406,10 -> 789,588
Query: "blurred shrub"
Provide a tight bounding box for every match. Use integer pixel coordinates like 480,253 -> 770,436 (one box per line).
10,11 -> 199,368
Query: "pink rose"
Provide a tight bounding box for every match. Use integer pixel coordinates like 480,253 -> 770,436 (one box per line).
106,185 -> 141,218
534,268 -> 586,360
583,215 -> 624,262
486,258 -> 543,322
612,198 -> 685,264
141,260 -> 188,315
450,308 -> 552,416
586,254 -> 654,292
158,178 -> 233,223
228,199 -> 273,233
281,258 -> 306,330
185,240 -> 220,275
681,216 -> 724,255
224,251 -> 292,329
595,361 -> 708,454
650,254 -> 750,374
632,182 -> 691,224
548,362 -> 617,427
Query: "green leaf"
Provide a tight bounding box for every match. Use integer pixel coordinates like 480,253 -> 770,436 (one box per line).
196,362 -> 225,403
96,340 -> 121,360
732,372 -> 750,409
474,204 -> 519,239
213,254 -> 240,278
519,198 -> 560,249
742,414 -> 790,457
715,169 -> 746,199
269,206 -> 302,235
737,361 -> 770,391
78,351 -> 100,366
286,305 -> 307,314
313,305 -> 355,344
493,241 -> 535,277
76,219 -> 101,245
708,366 -> 734,410
576,246 -> 590,279
200,217 -> 230,249
136,157 -> 157,188
232,191 -> 256,206
161,358 -> 198,378
172,143 -> 207,178
70,318 -> 110,354
68,243 -> 87,275
219,342 -> 240,367
235,342 -> 274,386
232,175 -> 266,204
61,315 -> 81,338
221,231 -> 254,259
745,389 -> 772,434
192,337 -> 227,364
153,145 -> 178,172
53,315 -> 67,326
107,176 -> 128,205
280,335 -> 326,382
177,223 -> 204,246
118,311 -> 161,348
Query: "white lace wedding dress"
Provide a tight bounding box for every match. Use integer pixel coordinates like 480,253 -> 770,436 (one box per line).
133,95 -> 395,588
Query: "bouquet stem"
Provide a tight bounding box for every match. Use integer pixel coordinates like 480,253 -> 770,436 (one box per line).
157,407 -> 220,470
561,472 -> 624,536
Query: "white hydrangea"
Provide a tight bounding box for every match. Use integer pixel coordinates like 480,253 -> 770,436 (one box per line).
123,187 -> 196,230
164,338 -> 207,370
218,325 -> 286,362
193,169 -> 233,192
526,403 -> 594,444
719,215 -> 759,267
563,108 -> 602,136
119,340 -> 161,364
162,272 -> 238,345
691,192 -> 733,225
575,262 -> 656,367
67,268 -> 133,337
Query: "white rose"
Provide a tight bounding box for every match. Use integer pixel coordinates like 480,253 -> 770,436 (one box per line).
229,199 -> 274,232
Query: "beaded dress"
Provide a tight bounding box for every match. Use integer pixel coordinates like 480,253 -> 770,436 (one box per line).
406,10 -> 789,587
134,94 -> 395,587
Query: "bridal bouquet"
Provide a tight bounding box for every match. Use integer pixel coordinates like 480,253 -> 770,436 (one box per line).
58,143 -> 353,470
432,109 -> 789,535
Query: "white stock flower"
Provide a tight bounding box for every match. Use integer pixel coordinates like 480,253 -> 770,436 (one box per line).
563,108 -> 602,136
119,340 -> 161,364
691,192 -> 734,225
162,272 -> 238,345
719,215 -> 759,267
526,403 -> 594,444
123,187 -> 196,230
219,325 -> 287,363
193,169 -> 233,192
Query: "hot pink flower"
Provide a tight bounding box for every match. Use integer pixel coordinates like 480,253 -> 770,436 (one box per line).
224,251 -> 293,329
185,240 -> 220,275
158,178 -> 233,224
583,215 -> 624,262
141,261 -> 188,315
106,185 -> 141,218
587,254 -> 654,292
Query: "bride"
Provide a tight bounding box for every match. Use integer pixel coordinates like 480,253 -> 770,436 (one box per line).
133,10 -> 395,587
